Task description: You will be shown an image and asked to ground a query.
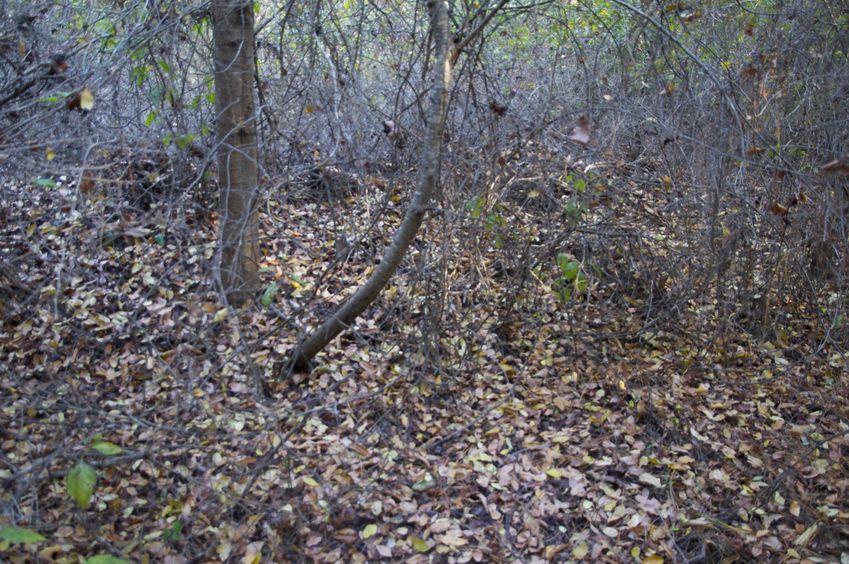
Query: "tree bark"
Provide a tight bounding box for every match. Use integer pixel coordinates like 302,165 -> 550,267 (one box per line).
287,0 -> 452,371
212,0 -> 260,306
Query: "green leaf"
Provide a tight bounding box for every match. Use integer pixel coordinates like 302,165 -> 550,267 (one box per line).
564,201 -> 584,223
556,253 -> 568,272
575,178 -> 587,193
0,527 -> 47,544
410,535 -> 430,553
260,282 -> 278,307
84,556 -> 129,564
67,461 -> 97,509
91,440 -> 122,456
556,254 -> 581,281
465,194 -> 485,218
176,133 -> 196,150
163,519 -> 184,543
35,178 -> 57,188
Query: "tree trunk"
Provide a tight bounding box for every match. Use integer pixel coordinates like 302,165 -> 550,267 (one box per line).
286,0 -> 452,371
212,0 -> 259,306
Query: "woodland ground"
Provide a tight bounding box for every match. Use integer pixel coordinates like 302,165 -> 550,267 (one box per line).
1,152 -> 848,563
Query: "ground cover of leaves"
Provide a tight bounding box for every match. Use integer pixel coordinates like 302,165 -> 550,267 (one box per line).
1,165 -> 848,563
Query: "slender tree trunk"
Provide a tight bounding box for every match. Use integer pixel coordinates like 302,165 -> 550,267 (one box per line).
212,0 -> 259,306
286,0 -> 452,371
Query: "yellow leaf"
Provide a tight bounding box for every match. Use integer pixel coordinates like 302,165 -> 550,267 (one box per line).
217,542 -> 232,561
409,535 -> 430,553
572,542 -> 588,559
79,87 -> 94,111
643,555 -> 664,564
46,148 -> 55,161
361,523 -> 378,540
545,468 -> 563,479
794,523 -> 817,547
212,308 -> 229,323
301,476 -> 320,488
38,544 -> 69,559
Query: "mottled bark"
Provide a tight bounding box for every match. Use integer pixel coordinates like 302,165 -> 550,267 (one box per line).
287,0 -> 452,371
213,0 -> 259,306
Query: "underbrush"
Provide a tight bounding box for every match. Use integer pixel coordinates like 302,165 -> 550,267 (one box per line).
2,152 -> 847,561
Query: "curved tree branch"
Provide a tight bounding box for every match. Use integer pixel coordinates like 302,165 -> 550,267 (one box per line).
285,0 -> 452,372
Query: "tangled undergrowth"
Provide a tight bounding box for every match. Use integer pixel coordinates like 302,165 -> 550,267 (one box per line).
1,153 -> 848,562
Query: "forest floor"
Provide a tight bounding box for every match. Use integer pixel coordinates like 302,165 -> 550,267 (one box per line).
1,158 -> 848,563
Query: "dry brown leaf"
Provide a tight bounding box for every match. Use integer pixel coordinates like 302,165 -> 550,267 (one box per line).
770,202 -> 789,216
820,159 -> 849,175
567,116 -> 591,145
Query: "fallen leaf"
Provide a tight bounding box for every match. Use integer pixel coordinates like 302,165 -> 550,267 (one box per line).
302,476 -> 320,488
437,529 -> 467,547
0,527 -> 47,544
794,523 -> 817,547
545,468 -> 563,479
79,87 -> 95,110
567,116 -> 591,145
361,523 -> 378,540
770,202 -> 789,216
409,535 -> 430,553
789,500 -> 800,517
572,542 -> 589,559
67,461 -> 97,509
639,472 -> 662,488
820,159 -> 849,175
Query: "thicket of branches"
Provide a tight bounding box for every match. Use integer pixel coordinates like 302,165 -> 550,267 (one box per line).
2,0 -> 849,560
2,0 -> 846,355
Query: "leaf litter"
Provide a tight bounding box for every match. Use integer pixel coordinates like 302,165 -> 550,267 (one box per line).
0,165 -> 848,562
